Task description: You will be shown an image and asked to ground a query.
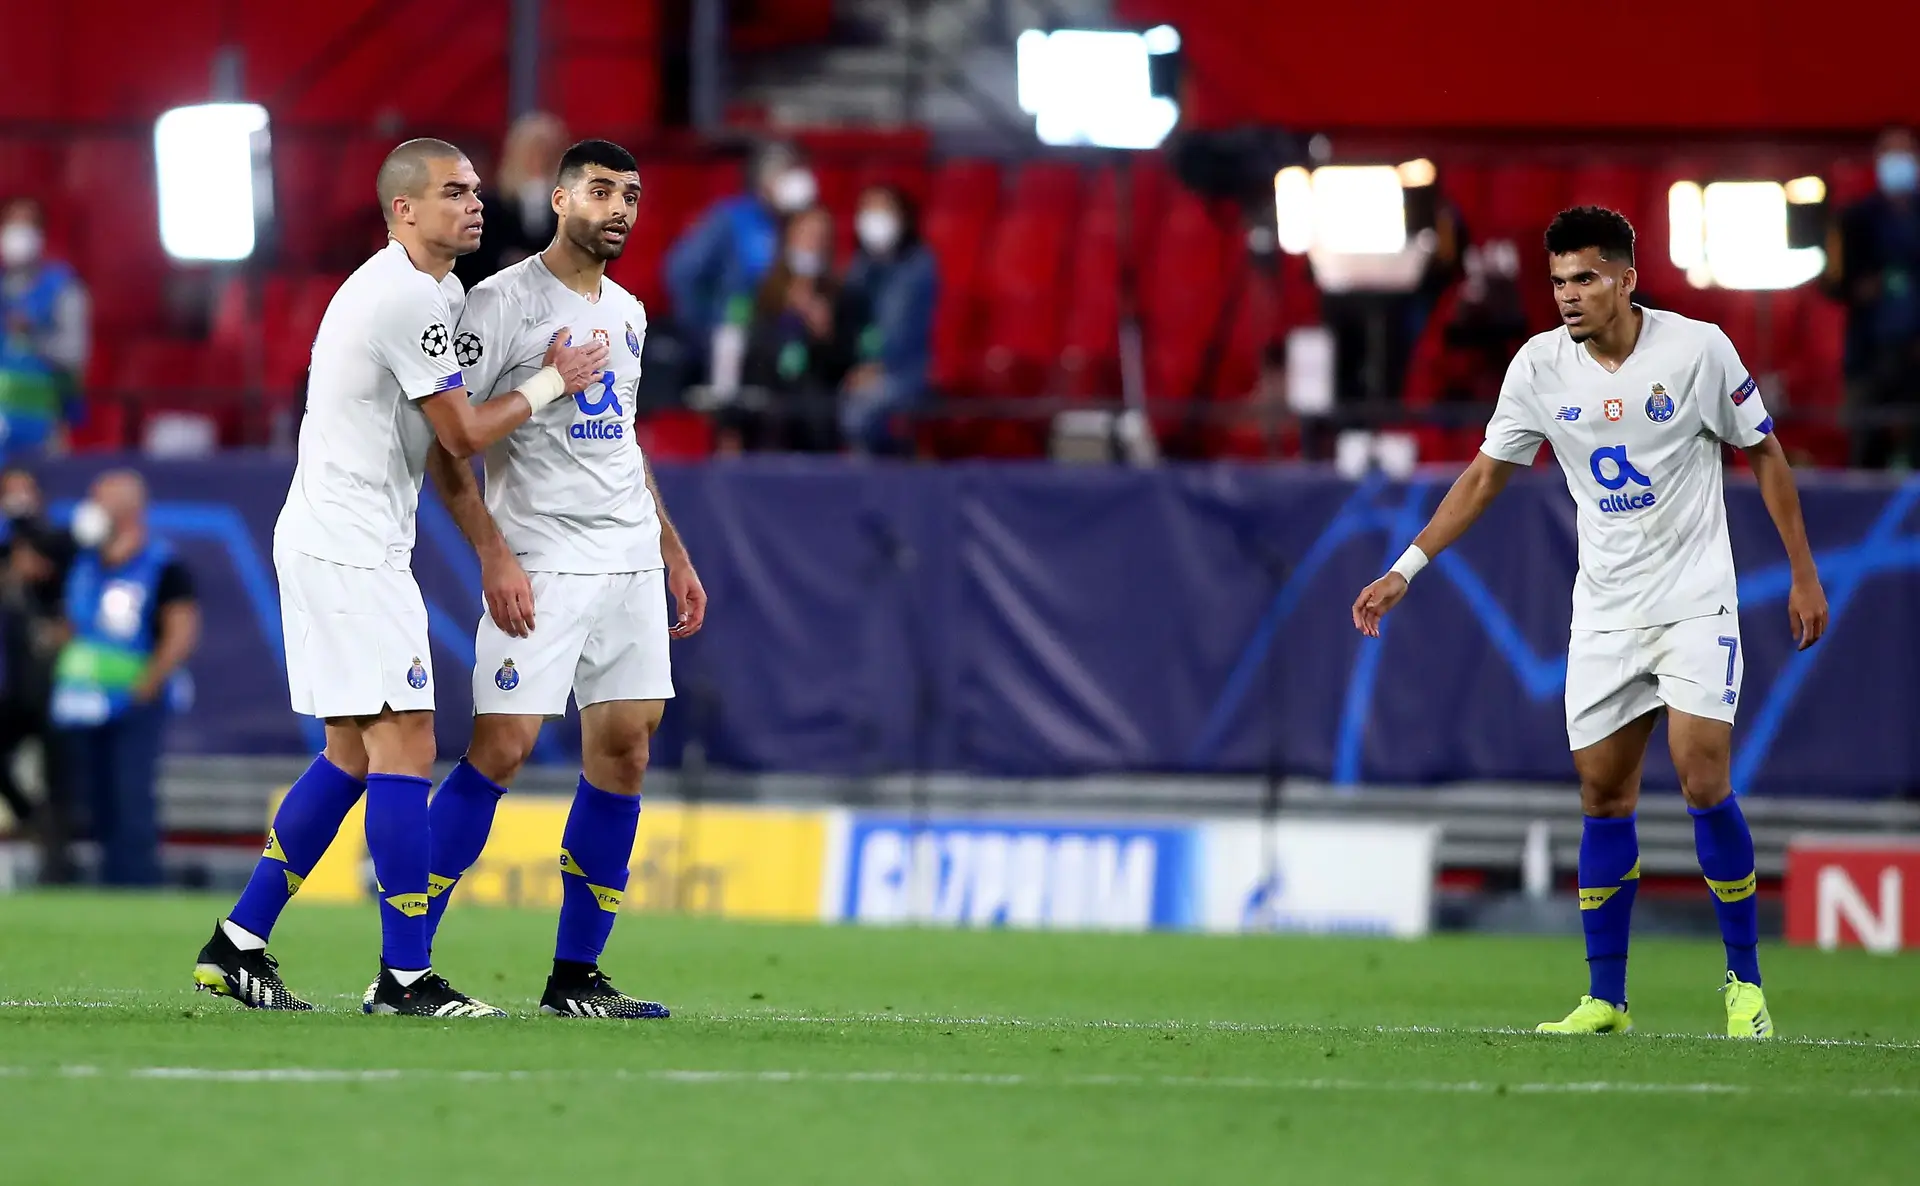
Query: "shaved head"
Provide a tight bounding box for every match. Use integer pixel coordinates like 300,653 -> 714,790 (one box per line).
376,138 -> 468,222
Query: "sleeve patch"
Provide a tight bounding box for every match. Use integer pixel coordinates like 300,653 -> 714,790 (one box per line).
420,322 -> 452,359
431,370 -> 464,394
1730,375 -> 1757,406
1755,415 -> 1774,436
454,330 -> 484,368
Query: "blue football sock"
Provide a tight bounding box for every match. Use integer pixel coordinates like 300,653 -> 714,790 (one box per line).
554,776 -> 641,966
423,759 -> 507,955
1691,795 -> 1761,985
1578,814 -> 1640,1008
228,755 -> 364,940
366,773 -> 433,971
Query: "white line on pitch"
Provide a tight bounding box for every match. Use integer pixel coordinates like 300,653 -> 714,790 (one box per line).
0,1065 -> 1913,1098
6,998 -> 1918,1052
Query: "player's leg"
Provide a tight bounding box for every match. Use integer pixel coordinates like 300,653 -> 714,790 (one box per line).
542,696 -> 669,1019
421,712 -> 542,952
224,725 -> 368,950
196,550 -> 377,1009
541,570 -> 674,1019
424,571 -> 591,953
1538,626 -> 1662,1034
1657,616 -> 1770,1037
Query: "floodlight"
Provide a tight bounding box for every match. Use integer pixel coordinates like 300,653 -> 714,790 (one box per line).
155,103 -> 272,262
1016,29 -> 1179,150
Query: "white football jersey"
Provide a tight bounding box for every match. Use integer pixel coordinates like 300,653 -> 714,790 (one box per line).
455,255 -> 660,574
276,241 -> 466,569
1480,307 -> 1774,631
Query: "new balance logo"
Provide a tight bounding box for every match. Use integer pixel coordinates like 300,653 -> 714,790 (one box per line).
1722,689 -> 1737,705
1555,406 -> 1581,421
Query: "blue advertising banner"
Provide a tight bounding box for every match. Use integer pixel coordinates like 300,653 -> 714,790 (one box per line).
839,816 -> 1196,931
23,455 -> 1920,797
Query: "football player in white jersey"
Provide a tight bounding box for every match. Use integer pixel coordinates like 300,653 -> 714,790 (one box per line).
416,139 -> 707,1019
1351,208 -> 1829,1038
194,138 -> 610,1017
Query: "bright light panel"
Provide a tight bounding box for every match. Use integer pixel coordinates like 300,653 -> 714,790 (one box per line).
155,103 -> 270,261
1784,175 -> 1826,204
1016,29 -> 1178,150
1311,166 -> 1406,255
1274,166 -> 1314,255
1668,181 -> 1705,270
1396,158 -> 1436,188
1668,179 -> 1823,290
1701,181 -> 1824,290
1143,24 -> 1181,54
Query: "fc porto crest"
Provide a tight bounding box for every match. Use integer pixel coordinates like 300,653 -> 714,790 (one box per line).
406,656 -> 429,690
1645,383 -> 1675,423
495,658 -> 520,691
1603,398 -> 1624,422
625,320 -> 641,357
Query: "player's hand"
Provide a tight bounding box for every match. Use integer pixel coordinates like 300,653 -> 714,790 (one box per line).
1351,573 -> 1409,638
1788,573 -> 1828,651
483,552 -> 536,638
668,561 -> 707,639
545,329 -> 611,393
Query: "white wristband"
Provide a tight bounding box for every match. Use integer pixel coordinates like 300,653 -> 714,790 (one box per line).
518,366 -> 567,412
1389,544 -> 1429,583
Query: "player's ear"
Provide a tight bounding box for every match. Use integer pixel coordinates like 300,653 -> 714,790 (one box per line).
551,184 -> 565,216
1620,265 -> 1637,298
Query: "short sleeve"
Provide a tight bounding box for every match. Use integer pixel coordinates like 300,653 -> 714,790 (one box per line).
1697,328 -> 1773,447
1480,350 -> 1546,465
453,282 -> 525,401
372,279 -> 464,401
155,559 -> 196,606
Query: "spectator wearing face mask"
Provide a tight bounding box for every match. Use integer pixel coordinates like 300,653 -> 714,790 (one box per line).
665,142 -> 817,383
1828,127 -> 1920,469
454,113 -> 569,288
52,470 -> 199,886
0,198 -> 90,463
719,207 -> 857,453
839,185 -> 938,456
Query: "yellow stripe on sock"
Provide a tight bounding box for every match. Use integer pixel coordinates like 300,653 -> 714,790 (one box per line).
1706,872 -> 1757,903
559,849 -> 586,878
384,892 -> 429,918
589,883 -> 624,913
1579,885 -> 1620,910
427,873 -> 457,899
263,829 -> 287,863
283,868 -> 305,894
1622,860 -> 1641,881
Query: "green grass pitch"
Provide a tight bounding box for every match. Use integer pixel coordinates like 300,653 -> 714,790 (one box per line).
2,893 -> 1916,1185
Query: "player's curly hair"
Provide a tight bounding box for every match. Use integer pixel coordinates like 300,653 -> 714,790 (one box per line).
1544,206 -> 1635,265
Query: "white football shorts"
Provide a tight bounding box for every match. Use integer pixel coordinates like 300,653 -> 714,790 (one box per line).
471,569 -> 675,717
1564,611 -> 1744,750
275,545 -> 435,719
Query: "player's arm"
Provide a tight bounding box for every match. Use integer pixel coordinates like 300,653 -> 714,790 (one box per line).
419,330 -> 606,459
1704,332 -> 1829,650
425,442 -> 535,638
1350,453 -> 1526,637
1352,353 -> 1542,637
1745,432 -> 1828,651
644,455 -> 706,639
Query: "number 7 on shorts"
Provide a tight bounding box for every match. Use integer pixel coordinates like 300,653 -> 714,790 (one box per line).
1717,635 -> 1738,687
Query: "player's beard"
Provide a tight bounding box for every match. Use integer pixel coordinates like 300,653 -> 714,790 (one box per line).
570,216 -> 628,262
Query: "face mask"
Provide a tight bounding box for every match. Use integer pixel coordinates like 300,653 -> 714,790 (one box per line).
1878,151 -> 1918,196
70,500 -> 111,549
771,169 -> 817,213
0,222 -> 42,268
787,248 -> 825,278
856,208 -> 900,255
